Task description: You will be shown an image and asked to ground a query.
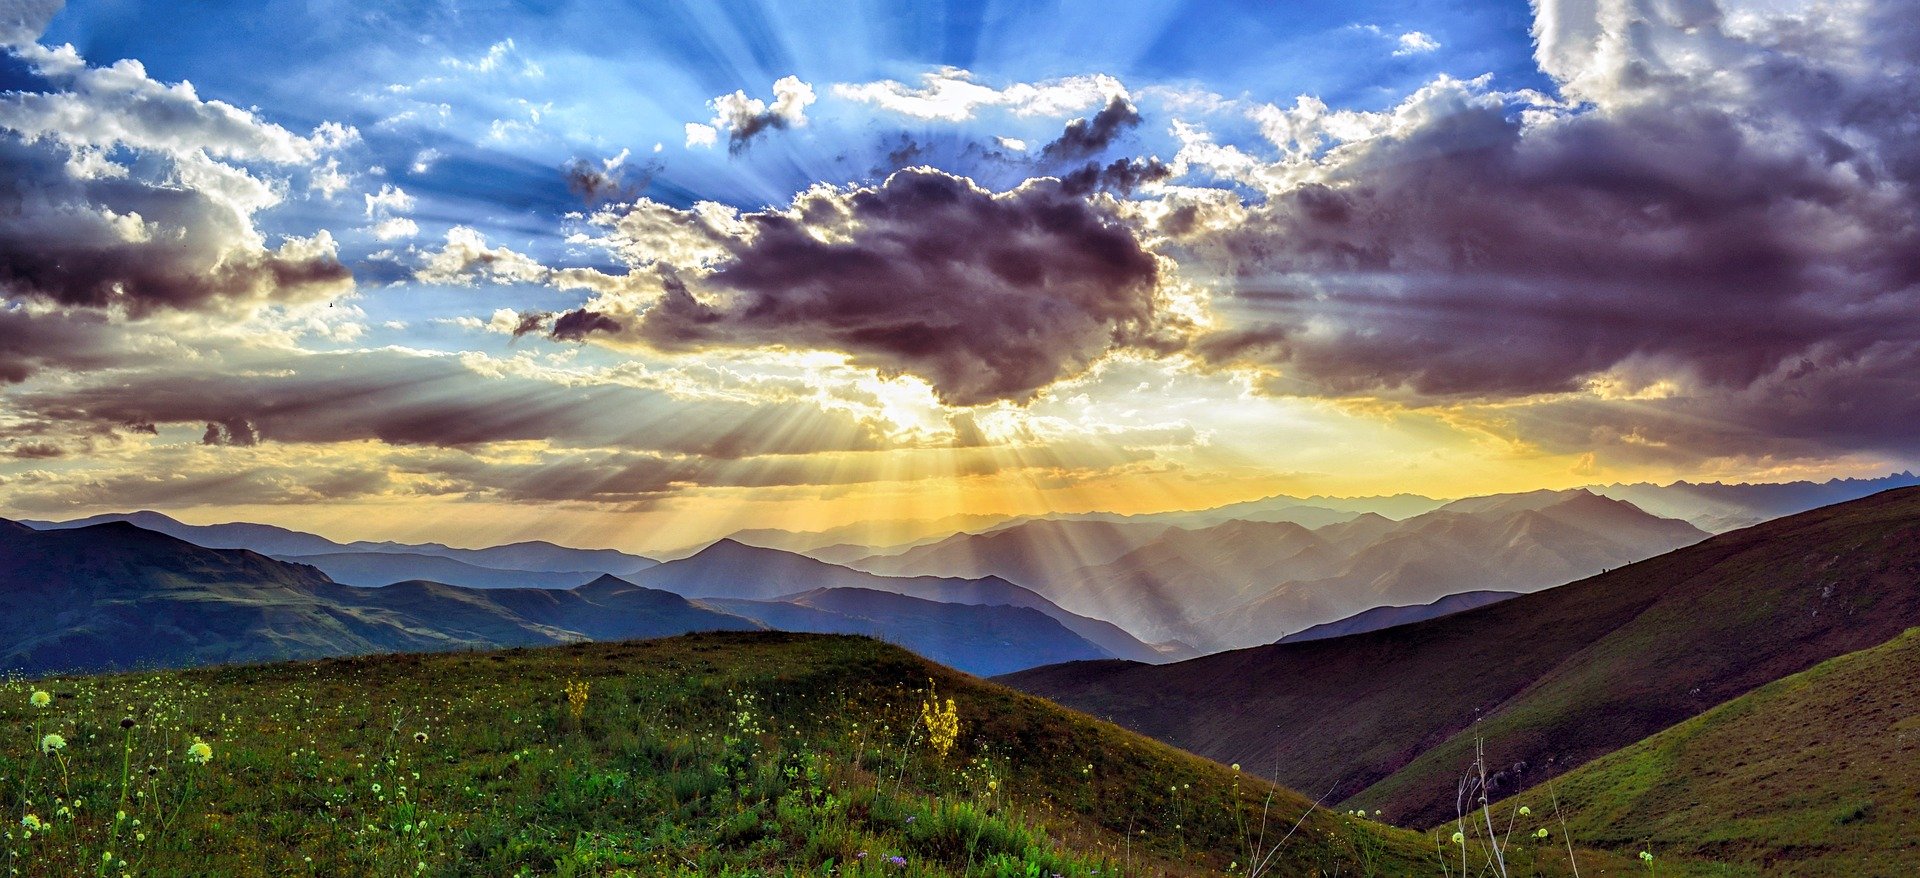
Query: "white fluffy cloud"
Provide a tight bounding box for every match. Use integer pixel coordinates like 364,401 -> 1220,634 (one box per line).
0,41 -> 353,316
833,67 -> 1128,121
686,75 -> 815,152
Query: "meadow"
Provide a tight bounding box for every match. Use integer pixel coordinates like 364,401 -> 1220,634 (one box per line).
0,632 -> 1713,877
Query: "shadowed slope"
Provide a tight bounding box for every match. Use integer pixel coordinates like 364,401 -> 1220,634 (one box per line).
1003,487 -> 1920,827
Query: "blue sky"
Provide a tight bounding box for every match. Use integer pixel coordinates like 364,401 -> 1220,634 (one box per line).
37,0 -> 1547,271
3,0 -> 1916,549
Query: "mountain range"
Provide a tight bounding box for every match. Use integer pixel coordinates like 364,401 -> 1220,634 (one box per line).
21,510 -> 659,585
0,519 -> 1119,677
1001,485 -> 1920,828
857,489 -> 1706,650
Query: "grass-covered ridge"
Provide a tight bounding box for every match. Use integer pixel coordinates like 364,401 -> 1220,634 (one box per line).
1492,626 -> 1920,876
1,632 -> 1470,877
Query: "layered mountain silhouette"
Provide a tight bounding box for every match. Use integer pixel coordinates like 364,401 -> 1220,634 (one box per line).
274,551 -> 607,590
1586,470 -> 1920,532
1001,486 -> 1920,827
0,520 -> 1116,677
22,511 -> 659,579
857,490 -> 1705,650
701,588 -> 1111,677
631,538 -> 1170,662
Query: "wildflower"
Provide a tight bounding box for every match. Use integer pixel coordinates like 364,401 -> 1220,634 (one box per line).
563,679 -> 591,719
20,814 -> 42,831
1518,806 -> 1532,817
1536,828 -> 1550,839
920,682 -> 961,760
29,690 -> 50,708
39,733 -> 65,753
121,717 -> 135,729
1451,831 -> 1465,844
888,856 -> 907,867
1640,851 -> 1655,863
186,739 -> 214,764
1230,763 -> 1240,772
414,732 -> 429,744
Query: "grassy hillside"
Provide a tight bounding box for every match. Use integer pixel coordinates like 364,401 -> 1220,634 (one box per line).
0,632 -> 1696,877
1004,487 -> 1920,828
1494,626 -> 1920,876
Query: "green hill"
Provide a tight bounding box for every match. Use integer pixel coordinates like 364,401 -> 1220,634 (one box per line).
0,632 -> 1703,877
1494,626 -> 1920,876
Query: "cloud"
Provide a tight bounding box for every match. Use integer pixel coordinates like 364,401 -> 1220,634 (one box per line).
0,0 -> 61,46
1393,31 -> 1441,56
1177,0 -> 1920,464
588,168 -> 1187,406
369,217 -> 419,241
686,75 -> 815,154
414,226 -> 551,286
832,68 -> 1128,122
1058,157 -> 1172,196
7,348 -> 891,458
562,148 -> 654,204
440,38 -> 543,78
549,308 -> 622,341
0,43 -> 353,315
0,305 -> 144,383
1041,97 -> 1143,163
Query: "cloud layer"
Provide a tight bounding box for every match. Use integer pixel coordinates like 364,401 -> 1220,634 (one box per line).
590,168 -> 1187,405
1176,0 -> 1920,462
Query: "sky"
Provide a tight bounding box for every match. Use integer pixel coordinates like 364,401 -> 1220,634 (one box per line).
1,0 -> 1917,552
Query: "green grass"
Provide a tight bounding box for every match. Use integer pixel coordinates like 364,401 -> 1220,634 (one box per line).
0,631 -> 1493,877
1490,626 -> 1920,876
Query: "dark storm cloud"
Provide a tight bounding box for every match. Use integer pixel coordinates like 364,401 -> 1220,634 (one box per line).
1059,157 -> 1171,196
562,154 -> 656,205
0,307 -> 139,383
1040,97 -> 1142,163
0,136 -> 350,315
10,349 -> 889,458
508,310 -> 551,339
549,308 -> 622,341
1,463 -> 398,512
623,168 -> 1179,406
1182,0 -> 1920,458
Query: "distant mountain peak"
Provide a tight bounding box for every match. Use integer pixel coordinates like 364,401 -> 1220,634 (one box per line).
578,573 -> 636,591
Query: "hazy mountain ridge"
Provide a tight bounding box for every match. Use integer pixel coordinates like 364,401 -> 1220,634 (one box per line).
0,520 -> 1120,677
275,550 -> 608,590
1585,470 -> 1920,532
855,489 -> 1707,650
1001,486 -> 1920,827
23,511 -> 659,577
634,538 -> 1169,662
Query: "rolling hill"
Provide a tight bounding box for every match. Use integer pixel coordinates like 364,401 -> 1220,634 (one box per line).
0,631 -> 1690,877
1001,486 -> 1920,828
1497,625 -> 1920,875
